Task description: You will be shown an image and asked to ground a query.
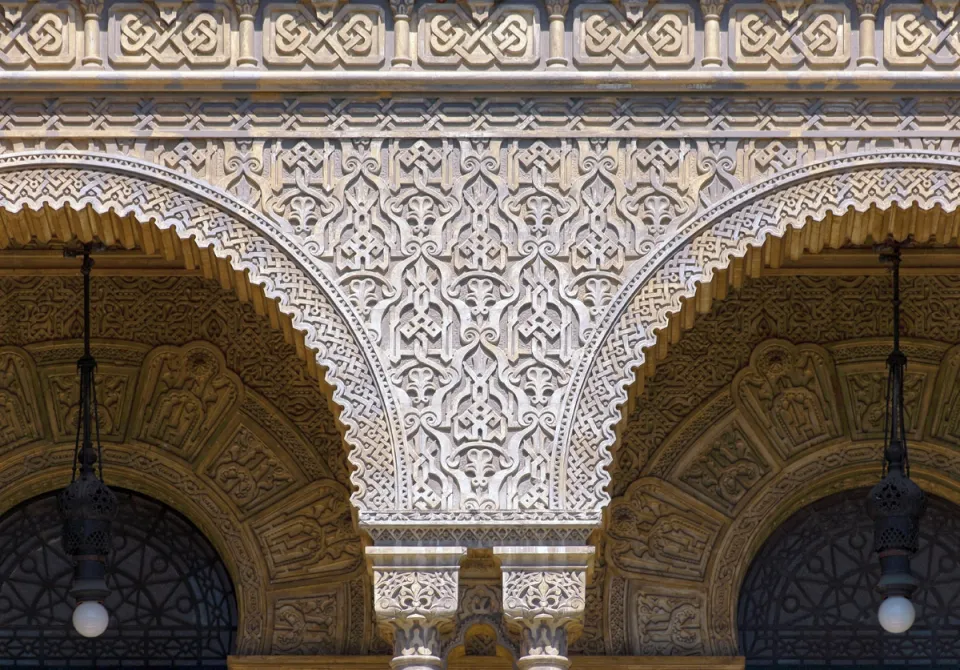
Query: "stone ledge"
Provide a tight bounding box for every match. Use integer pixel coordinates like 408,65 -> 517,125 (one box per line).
8,69 -> 960,94
227,657 -> 746,669
228,657 -> 392,669
572,659 -> 745,669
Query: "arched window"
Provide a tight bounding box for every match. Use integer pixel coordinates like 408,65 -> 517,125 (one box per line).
0,489 -> 238,667
738,487 -> 960,668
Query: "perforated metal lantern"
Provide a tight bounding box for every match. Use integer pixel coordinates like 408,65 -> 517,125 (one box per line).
59,245 -> 118,621
866,241 -> 926,630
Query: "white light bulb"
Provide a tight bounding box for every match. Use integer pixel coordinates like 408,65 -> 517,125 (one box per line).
878,596 -> 916,634
72,601 -> 109,638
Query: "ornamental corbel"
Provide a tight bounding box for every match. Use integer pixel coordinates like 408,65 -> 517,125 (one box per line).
494,546 -> 593,670
926,0 -> 959,24
303,0 -> 340,24
1,2 -> 26,25
458,0 -> 497,25
368,546 -> 465,670
773,0 -> 807,24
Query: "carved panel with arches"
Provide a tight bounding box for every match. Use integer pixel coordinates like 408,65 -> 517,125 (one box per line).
577,267 -> 960,657
0,265 -> 381,655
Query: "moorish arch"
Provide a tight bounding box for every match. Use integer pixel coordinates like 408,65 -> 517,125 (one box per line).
585,242 -> 960,657
0,151 -> 403,515
737,488 -> 960,667
0,489 -> 239,666
565,151 -> 960,516
0,252 -> 383,655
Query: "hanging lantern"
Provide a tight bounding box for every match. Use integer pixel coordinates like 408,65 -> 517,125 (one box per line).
866,239 -> 926,634
59,243 -> 118,638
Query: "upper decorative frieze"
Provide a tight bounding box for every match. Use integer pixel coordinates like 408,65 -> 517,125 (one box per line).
0,0 -> 959,89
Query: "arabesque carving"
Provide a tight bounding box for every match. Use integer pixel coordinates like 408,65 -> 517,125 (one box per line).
595,273 -> 960,656
0,273 -> 373,655
732,341 -> 843,460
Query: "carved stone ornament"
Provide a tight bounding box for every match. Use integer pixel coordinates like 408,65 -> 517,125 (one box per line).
368,546 -> 466,669
495,546 -> 593,670
594,268 -> 960,656
0,272 -> 373,655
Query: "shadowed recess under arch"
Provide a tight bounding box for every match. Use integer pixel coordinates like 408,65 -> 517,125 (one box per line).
0,489 -> 238,667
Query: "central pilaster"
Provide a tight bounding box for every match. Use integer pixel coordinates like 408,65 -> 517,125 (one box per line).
495,546 -> 594,670
368,546 -> 466,670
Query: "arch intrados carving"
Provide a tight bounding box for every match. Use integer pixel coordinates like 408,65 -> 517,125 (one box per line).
705,440 -> 960,654
0,151 -> 402,513
565,151 -> 960,513
0,441 -> 267,654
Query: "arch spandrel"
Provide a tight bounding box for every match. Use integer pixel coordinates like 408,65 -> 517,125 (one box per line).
0,152 -> 403,516
565,152 -> 960,515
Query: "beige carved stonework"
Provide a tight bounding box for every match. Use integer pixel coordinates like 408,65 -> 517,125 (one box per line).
11,3 -> 960,663
574,3 -> 695,68
0,272 -> 372,655
417,2 -> 540,67
263,3 -> 385,68
732,341 -> 844,460
0,346 -> 43,450
108,1 -> 234,68
606,478 -> 723,581
595,271 -> 960,656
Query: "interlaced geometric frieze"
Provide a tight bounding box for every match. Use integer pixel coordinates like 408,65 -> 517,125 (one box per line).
574,3 -> 694,67
263,3 -> 385,67
730,3 -> 851,69
417,2 -> 539,67
885,2 -> 960,68
108,1 -> 234,67
0,0 -> 76,68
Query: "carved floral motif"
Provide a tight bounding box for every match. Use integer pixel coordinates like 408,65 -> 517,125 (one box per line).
206,423 -> 297,514
606,479 -> 721,580
133,343 -> 242,459
0,348 -> 42,449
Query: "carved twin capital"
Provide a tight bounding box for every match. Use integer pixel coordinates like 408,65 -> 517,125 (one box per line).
494,546 -> 594,670
368,546 -> 466,669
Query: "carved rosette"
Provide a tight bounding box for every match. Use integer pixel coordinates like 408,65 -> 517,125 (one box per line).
368,546 -> 465,670
495,546 -> 593,670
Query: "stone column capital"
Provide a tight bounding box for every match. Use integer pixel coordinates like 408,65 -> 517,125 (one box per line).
699,0 -> 726,19
368,546 -> 466,670
494,546 -> 593,670
389,0 -> 416,19
855,0 -> 882,17
234,0 -> 259,19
